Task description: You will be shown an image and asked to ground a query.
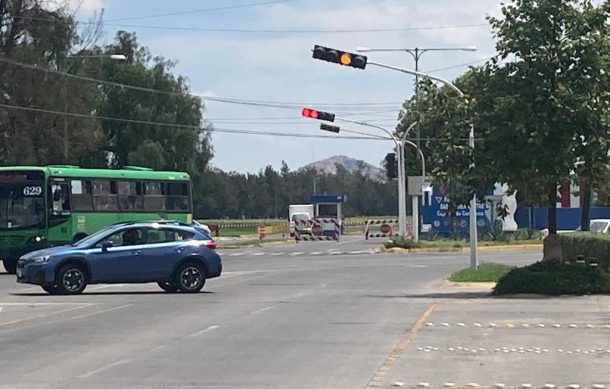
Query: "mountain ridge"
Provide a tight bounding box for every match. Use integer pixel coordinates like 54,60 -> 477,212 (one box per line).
299,155 -> 383,180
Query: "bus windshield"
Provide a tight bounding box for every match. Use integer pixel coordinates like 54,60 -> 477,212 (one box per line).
0,182 -> 45,230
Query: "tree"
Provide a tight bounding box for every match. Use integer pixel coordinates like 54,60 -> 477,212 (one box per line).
397,0 -> 609,240
486,0 -> 609,235
0,0 -> 103,166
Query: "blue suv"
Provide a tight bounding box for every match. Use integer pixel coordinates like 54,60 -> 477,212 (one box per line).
16,221 -> 222,294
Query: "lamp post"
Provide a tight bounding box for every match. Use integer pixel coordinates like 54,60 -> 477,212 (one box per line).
362,59 -> 478,268
61,54 -> 126,160
355,46 -> 477,148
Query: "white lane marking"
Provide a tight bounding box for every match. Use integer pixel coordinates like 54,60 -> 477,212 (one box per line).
87,284 -> 125,291
0,306 -> 3,312
290,251 -> 304,256
0,302 -> 91,306
77,358 -> 132,378
229,252 -> 246,256
348,250 -> 369,254
250,306 -> 273,315
311,251 -> 323,255
269,252 -> 285,256
69,304 -> 133,320
189,325 -> 219,337
252,252 -> 265,256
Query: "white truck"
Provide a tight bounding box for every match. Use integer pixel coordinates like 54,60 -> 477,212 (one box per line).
289,204 -> 314,237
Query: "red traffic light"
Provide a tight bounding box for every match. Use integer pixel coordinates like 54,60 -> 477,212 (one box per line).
301,108 -> 319,119
301,107 -> 335,122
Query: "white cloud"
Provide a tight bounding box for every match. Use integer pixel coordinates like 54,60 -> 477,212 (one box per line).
42,0 -> 104,14
67,0 -> 104,15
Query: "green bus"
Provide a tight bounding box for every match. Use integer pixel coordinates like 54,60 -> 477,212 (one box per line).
0,165 -> 192,273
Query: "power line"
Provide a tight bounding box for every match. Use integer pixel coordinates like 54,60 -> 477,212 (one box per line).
12,14 -> 489,34
0,57 -> 403,110
425,57 -> 493,73
107,0 -> 300,22
95,22 -> 490,35
0,103 -> 385,141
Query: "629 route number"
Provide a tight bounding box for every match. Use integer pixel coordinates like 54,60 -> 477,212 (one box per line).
23,186 -> 42,196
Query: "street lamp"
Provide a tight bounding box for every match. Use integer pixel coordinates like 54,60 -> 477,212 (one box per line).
364,59 -> 478,268
61,53 -> 126,160
355,46 -> 477,148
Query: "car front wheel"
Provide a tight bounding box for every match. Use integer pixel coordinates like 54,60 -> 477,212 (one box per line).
176,262 -> 206,293
56,264 -> 88,295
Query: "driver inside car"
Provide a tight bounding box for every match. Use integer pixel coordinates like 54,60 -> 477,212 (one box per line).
122,229 -> 139,246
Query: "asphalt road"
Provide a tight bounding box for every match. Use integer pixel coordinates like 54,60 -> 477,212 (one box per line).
0,240 -> 607,389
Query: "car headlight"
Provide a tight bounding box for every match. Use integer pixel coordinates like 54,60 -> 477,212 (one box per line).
33,255 -> 52,263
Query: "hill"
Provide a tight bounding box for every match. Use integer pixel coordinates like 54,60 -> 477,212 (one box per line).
299,155 -> 383,180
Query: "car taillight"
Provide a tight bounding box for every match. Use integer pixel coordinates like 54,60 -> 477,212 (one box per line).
205,240 -> 217,250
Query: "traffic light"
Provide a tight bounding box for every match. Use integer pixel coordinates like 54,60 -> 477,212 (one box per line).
301,107 -> 335,122
384,152 -> 398,179
320,123 -> 340,133
312,45 -> 367,70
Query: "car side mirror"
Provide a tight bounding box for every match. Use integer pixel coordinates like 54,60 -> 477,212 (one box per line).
101,241 -> 114,252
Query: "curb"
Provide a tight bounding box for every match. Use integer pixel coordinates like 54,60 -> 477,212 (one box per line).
218,239 -> 295,250
382,244 -> 542,254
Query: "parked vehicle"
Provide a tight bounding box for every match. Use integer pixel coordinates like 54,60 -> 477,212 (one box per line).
589,219 -> 610,234
16,221 -> 221,294
288,204 -> 314,237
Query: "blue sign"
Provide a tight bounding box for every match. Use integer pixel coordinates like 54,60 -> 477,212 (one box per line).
311,194 -> 347,204
421,188 -> 490,236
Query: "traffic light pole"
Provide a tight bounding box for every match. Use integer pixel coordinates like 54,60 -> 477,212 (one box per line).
334,117 -> 407,237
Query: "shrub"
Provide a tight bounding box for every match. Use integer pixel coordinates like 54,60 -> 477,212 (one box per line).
493,260 -> 610,296
449,263 -> 513,282
384,237 -> 421,249
559,232 -> 610,271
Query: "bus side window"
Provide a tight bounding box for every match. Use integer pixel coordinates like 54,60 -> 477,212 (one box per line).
143,181 -> 166,212
166,182 -> 189,211
71,179 -> 93,211
92,180 -> 119,211
118,181 -> 143,210
51,183 -> 70,215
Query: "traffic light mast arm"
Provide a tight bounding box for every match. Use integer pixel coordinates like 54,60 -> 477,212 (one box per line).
367,60 -> 465,98
334,116 -> 397,142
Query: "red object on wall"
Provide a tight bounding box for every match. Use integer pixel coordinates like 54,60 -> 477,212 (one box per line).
560,182 -> 571,208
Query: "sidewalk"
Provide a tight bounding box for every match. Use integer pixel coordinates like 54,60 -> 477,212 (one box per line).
373,285 -> 610,388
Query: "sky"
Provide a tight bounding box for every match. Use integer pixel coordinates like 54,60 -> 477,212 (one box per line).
66,0 -> 502,173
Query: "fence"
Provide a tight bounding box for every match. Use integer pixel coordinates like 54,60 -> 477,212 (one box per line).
294,218 -> 341,242
364,219 -> 413,239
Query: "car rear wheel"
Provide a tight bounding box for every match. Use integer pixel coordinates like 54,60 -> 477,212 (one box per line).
56,264 -> 88,295
157,281 -> 179,293
176,262 -> 206,293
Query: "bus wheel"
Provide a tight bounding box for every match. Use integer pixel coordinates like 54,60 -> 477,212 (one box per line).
72,233 -> 87,244
3,259 -> 17,274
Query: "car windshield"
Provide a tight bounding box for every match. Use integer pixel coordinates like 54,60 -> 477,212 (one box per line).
590,221 -> 608,233
0,182 -> 45,230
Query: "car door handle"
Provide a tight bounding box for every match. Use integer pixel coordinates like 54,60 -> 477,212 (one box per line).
175,247 -> 185,253
132,250 -> 143,255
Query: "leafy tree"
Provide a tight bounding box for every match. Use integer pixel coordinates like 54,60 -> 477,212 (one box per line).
0,0 -> 103,165
397,0 -> 609,237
